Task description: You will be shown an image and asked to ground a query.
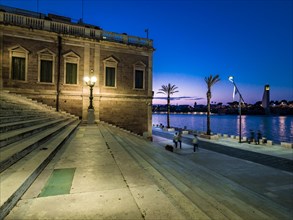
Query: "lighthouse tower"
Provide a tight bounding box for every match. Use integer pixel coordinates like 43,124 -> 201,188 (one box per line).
262,85 -> 270,114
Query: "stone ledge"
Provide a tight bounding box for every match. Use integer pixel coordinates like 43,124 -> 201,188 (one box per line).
200,134 -> 219,140
163,128 -> 175,132
281,142 -> 293,149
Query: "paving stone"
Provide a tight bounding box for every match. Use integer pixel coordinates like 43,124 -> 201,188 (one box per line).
5,125 -> 293,220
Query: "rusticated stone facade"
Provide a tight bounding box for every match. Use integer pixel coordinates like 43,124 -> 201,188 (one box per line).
0,5 -> 154,137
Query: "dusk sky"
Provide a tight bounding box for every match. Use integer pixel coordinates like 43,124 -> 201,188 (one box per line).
1,0 -> 292,105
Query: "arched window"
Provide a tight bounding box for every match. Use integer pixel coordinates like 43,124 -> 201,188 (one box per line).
8,45 -> 29,81
63,51 -> 80,85
103,56 -> 118,88
37,49 -> 55,83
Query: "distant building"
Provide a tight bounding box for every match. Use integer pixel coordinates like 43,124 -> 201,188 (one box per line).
0,5 -> 154,137
262,84 -> 270,114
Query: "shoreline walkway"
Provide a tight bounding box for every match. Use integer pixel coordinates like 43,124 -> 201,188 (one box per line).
5,123 -> 293,220
152,128 -> 293,173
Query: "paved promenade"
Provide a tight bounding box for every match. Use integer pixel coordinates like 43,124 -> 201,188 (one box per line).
5,124 -> 293,220
152,128 -> 293,172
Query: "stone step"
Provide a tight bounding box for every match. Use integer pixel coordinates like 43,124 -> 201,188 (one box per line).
134,136 -> 290,220
0,118 -> 78,172
99,126 -> 208,219
0,100 -> 46,108
1,92 -> 55,114
0,109 -> 50,115
107,128 -> 236,219
1,93 -> 47,109
104,126 -> 290,220
0,117 -> 56,133
0,118 -> 68,148
0,120 -> 80,219
0,115 -> 40,124
0,103 -> 55,113
0,90 -> 81,219
1,91 -> 78,120
0,102 -> 42,110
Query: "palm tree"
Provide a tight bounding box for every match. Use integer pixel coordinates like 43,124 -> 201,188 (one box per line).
204,74 -> 220,135
157,83 -> 179,128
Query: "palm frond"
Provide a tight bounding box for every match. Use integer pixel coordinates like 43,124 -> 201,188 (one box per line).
169,84 -> 179,95
205,74 -> 220,89
210,74 -> 220,86
157,83 -> 179,95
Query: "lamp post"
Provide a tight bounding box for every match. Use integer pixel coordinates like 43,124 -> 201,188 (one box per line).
84,75 -> 97,123
228,76 -> 245,143
84,76 -> 97,109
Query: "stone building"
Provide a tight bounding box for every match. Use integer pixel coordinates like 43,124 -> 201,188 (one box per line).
0,5 -> 154,137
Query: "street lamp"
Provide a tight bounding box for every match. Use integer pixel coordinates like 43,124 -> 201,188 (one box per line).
84,76 -> 97,109
84,75 -> 97,124
228,76 -> 245,143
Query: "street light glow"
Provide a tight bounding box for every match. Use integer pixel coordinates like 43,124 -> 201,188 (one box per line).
84,76 -> 97,85
228,76 -> 234,83
90,76 -> 97,83
84,76 -> 90,83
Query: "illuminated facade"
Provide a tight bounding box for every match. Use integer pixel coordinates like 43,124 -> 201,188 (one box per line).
0,5 -> 154,136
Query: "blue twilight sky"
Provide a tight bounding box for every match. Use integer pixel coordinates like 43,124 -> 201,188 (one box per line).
1,0 -> 292,105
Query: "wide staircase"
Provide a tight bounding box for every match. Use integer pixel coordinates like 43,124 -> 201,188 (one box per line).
0,91 -> 80,219
99,123 -> 292,220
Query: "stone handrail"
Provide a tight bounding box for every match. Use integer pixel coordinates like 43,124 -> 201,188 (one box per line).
0,11 -> 153,48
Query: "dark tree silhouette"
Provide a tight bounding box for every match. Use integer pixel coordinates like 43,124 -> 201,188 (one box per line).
204,74 -> 220,135
157,83 -> 179,128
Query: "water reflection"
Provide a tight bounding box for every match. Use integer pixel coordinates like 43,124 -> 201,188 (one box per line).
235,115 -> 247,138
152,113 -> 293,144
278,116 -> 286,140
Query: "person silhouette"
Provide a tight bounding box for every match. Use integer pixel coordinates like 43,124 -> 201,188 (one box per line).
192,134 -> 199,152
178,132 -> 182,149
173,132 -> 178,148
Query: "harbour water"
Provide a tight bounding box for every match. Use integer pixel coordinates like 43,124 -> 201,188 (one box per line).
152,113 -> 293,144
